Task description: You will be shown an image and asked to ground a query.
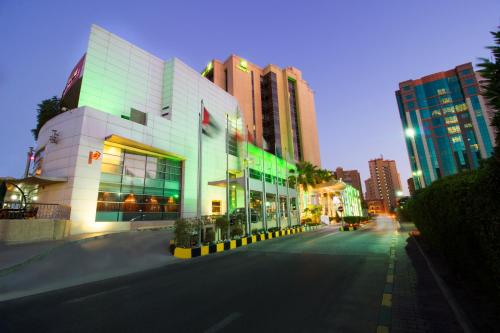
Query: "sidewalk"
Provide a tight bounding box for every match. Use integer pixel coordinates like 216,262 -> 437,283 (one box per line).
0,232 -> 113,273
390,223 -> 463,333
0,229 -> 178,301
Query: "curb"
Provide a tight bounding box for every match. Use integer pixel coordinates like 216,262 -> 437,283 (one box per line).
171,225 -> 321,259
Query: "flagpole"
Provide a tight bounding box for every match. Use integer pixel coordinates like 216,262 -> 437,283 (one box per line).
274,143 -> 280,230
261,146 -> 267,232
245,126 -> 250,236
197,100 -> 203,246
226,114 -> 230,240
284,147 -> 291,227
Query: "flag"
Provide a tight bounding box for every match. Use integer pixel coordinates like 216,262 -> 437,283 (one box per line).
202,107 -> 220,137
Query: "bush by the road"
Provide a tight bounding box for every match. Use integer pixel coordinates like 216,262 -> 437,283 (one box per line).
342,216 -> 370,224
174,219 -> 193,248
407,158 -> 500,296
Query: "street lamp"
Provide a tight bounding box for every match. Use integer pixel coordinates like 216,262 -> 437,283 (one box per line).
405,128 -> 416,138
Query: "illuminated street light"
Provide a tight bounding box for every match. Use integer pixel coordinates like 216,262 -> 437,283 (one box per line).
396,191 -> 404,197
405,128 -> 416,138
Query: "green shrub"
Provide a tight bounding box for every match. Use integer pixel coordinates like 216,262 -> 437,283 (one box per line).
174,219 -> 192,248
408,158 -> 500,296
343,216 -> 362,224
215,216 -> 229,240
231,223 -> 244,238
205,228 -> 215,243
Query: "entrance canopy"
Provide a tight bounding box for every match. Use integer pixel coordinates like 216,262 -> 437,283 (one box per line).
208,177 -> 245,188
0,176 -> 67,186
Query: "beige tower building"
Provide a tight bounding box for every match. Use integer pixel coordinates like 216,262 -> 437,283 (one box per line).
364,158 -> 402,212
202,55 -> 321,166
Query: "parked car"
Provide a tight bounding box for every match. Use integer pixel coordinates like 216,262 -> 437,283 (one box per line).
229,208 -> 259,224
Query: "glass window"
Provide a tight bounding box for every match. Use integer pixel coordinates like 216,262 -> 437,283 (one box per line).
96,144 -> 182,222
466,86 -> 477,95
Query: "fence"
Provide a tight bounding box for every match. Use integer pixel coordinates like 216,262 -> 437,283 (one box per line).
0,202 -> 71,220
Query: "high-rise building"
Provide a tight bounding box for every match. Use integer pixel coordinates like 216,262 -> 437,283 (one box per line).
201,55 -> 321,166
396,63 -> 495,189
364,158 -> 402,212
407,178 -> 416,196
334,167 -> 364,201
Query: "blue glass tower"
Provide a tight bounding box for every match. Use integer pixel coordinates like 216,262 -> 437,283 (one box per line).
396,63 -> 495,189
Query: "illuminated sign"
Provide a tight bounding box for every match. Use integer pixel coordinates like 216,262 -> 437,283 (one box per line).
88,151 -> 101,164
237,58 -> 249,72
201,61 -> 213,77
62,54 -> 86,98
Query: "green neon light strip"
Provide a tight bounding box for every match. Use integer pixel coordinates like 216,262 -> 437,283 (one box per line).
246,143 -> 296,178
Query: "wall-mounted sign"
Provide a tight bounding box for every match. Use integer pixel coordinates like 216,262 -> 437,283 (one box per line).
88,151 -> 101,165
237,58 -> 249,72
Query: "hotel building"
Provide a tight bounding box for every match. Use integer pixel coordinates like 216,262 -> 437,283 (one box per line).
334,167 -> 364,201
31,25 -> 300,234
201,55 -> 321,166
396,63 -> 495,189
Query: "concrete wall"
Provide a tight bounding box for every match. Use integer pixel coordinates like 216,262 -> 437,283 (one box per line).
0,220 -> 71,244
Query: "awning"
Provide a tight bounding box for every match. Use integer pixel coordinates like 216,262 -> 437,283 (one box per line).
0,176 -> 68,186
313,180 -> 347,192
105,134 -> 185,160
208,177 -> 245,188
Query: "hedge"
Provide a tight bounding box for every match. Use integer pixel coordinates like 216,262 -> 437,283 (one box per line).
407,158 -> 500,296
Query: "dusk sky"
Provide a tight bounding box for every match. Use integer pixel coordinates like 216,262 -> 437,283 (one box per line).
1,0 -> 499,194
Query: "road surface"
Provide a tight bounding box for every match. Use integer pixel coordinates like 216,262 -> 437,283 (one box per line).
0,217 -> 461,332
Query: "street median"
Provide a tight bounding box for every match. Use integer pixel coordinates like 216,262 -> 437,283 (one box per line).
170,225 -> 321,259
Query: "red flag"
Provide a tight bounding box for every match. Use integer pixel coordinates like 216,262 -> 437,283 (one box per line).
201,107 -> 220,137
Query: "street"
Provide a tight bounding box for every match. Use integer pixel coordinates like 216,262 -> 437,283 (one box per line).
0,217 -> 461,332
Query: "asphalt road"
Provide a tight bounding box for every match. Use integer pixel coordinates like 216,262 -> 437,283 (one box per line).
0,218 -> 404,332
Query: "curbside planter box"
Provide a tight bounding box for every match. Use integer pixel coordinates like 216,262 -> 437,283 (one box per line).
170,225 -> 320,259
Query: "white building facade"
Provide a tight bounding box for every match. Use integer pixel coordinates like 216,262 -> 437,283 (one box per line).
34,25 -> 297,234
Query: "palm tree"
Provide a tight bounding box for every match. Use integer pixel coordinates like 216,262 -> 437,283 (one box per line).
477,27 -> 500,156
288,162 -> 335,222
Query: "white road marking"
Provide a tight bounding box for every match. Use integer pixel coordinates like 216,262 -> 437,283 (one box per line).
63,286 -> 130,304
204,312 -> 241,333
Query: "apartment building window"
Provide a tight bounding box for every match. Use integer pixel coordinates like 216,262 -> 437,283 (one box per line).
212,200 -> 221,215
288,78 -> 302,161
224,68 -> 228,92
130,108 -> 147,125
261,72 -> 281,155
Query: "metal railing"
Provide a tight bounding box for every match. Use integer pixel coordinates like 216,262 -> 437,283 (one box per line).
0,202 -> 71,220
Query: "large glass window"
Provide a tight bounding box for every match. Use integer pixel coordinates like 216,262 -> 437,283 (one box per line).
96,144 -> 182,222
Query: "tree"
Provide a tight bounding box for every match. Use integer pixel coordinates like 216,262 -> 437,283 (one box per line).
477,27 -> 500,156
288,162 -> 335,222
31,96 -> 62,141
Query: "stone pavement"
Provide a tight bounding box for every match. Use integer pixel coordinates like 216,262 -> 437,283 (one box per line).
390,223 -> 463,333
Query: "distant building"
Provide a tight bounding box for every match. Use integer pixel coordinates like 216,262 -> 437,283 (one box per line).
364,157 -> 402,212
366,199 -> 385,215
396,63 -> 495,189
407,177 -> 416,196
201,56 -> 321,166
334,167 -> 364,201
